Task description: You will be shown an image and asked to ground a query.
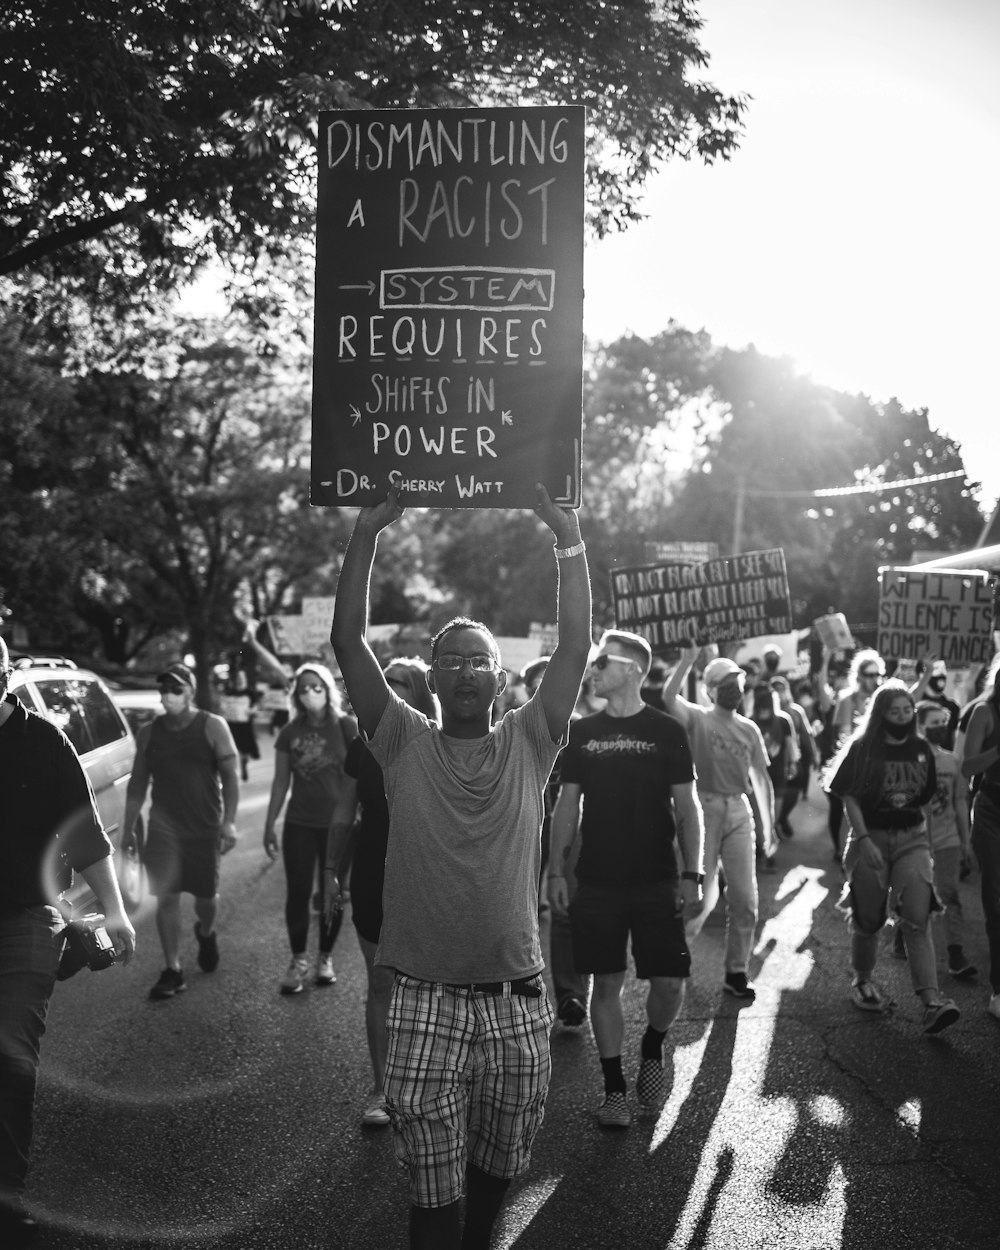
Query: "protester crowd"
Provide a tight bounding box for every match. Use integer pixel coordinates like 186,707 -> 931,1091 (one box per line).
2,529 -> 999,1248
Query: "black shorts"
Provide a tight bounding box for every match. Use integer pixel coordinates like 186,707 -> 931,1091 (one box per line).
143,826 -> 221,899
569,879 -> 690,979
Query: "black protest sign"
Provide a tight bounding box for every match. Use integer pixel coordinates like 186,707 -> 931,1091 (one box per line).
311,106 -> 585,509
877,566 -> 994,664
611,549 -> 793,651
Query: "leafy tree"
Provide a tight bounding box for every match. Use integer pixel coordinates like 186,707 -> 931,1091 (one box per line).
1,0 -> 744,294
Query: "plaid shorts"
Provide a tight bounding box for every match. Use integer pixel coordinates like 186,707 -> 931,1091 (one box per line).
384,972 -> 555,1207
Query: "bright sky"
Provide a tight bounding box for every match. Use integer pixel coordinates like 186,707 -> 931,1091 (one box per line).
583,0 -> 1000,517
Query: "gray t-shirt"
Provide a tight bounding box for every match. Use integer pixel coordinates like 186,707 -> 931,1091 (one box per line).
674,700 -> 767,795
369,692 -> 564,982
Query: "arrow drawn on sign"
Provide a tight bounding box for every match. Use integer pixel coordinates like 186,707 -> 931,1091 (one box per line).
339,281 -> 376,296
350,404 -> 362,426
501,410 -> 513,425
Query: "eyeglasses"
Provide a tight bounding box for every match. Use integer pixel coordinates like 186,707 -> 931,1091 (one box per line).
860,670 -> 882,680
592,654 -> 634,671
434,653 -> 499,673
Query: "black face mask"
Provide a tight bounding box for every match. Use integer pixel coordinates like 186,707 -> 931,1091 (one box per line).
884,721 -> 912,741
928,676 -> 946,693
924,726 -> 948,746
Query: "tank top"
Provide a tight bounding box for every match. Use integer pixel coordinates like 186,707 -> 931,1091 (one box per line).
146,711 -> 226,838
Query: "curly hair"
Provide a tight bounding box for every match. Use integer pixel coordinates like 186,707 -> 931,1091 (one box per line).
430,616 -> 500,664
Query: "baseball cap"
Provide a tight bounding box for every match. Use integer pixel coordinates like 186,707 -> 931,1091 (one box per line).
157,662 -> 196,690
703,657 -> 743,688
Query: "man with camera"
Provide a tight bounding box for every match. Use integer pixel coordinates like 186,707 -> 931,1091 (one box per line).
0,636 -> 136,1248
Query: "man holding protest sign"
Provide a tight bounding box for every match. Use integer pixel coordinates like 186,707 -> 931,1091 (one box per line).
330,484 -> 590,1250
548,630 -> 705,1129
663,646 -> 776,1002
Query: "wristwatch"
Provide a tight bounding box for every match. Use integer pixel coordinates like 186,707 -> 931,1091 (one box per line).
681,871 -> 705,885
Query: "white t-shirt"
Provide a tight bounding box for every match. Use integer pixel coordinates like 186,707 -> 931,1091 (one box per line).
369,693 -> 564,983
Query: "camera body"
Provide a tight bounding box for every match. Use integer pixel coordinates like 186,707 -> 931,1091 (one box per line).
57,913 -> 117,981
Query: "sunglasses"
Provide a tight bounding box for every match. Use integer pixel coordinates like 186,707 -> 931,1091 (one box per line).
159,682 -> 187,695
435,653 -> 498,673
592,654 -> 634,671
860,670 -> 882,680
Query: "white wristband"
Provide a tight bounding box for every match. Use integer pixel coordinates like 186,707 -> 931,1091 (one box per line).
554,541 -> 586,560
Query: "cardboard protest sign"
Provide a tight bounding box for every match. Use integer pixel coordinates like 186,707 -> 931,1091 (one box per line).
877,566 -> 994,664
311,106 -> 585,509
814,612 -> 853,650
611,549 -> 793,651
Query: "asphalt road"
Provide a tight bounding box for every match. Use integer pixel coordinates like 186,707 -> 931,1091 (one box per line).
23,733 -> 1000,1249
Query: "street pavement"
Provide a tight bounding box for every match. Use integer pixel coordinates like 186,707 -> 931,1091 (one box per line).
23,733 -> 1000,1249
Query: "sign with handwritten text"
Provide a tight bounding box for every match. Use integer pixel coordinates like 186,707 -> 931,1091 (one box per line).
611,549 -> 793,651
311,107 -> 585,508
877,566 -> 994,664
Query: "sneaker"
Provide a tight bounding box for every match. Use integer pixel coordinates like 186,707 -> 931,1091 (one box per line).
923,998 -> 961,1035
280,956 -> 310,995
362,1092 -> 391,1128
947,955 -> 978,982
149,967 -> 186,1000
557,996 -> 587,1027
315,954 -> 337,985
849,978 -> 885,1011
597,1090 -> 631,1129
988,992 -> 1000,1020
890,929 -> 906,960
636,1058 -> 666,1112
194,922 -> 220,972
723,972 -> 756,1000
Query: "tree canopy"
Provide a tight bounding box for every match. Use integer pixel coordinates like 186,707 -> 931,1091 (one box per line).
1,0 -> 745,294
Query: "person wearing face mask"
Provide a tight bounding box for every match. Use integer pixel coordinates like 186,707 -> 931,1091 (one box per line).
909,659 -> 961,750
263,663 -> 358,995
663,647 -> 776,1002
826,682 -> 960,1034
124,662 -> 240,1000
890,703 -> 976,979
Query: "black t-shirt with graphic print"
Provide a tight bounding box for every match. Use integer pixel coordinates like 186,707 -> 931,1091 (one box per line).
828,734 -> 937,830
559,706 -> 695,885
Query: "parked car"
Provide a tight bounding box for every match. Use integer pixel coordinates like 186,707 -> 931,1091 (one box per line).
109,686 -> 164,735
8,656 -> 145,915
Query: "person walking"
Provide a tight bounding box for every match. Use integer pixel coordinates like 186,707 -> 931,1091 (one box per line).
770,674 -> 819,839
263,663 -> 357,995
0,637 -> 136,1247
330,484 -> 591,1250
663,647 -> 776,1002
124,662 -> 239,1000
826,681 -> 960,1034
890,702 -> 976,980
324,657 -> 438,1127
548,630 -> 705,1129
958,660 -> 1000,1019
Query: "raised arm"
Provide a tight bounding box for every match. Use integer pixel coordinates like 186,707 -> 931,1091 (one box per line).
330,492 -> 405,738
532,485 -> 592,741
662,643 -> 698,726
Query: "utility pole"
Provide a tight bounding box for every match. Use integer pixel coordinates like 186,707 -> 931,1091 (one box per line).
732,472 -> 745,554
